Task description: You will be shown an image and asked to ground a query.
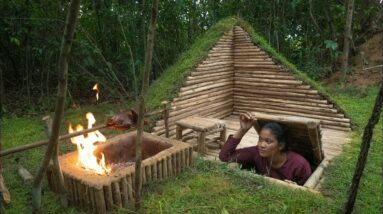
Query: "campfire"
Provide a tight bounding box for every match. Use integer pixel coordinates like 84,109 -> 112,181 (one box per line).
47,130 -> 192,213
68,112 -> 111,175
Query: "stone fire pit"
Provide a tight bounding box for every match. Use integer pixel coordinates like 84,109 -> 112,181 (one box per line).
47,131 -> 192,213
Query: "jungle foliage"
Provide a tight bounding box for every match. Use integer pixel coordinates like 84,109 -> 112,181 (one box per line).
1,0 -> 382,114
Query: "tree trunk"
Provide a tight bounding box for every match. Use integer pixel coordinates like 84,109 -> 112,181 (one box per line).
135,0 -> 159,210
341,0 -> 354,84
31,0 -> 81,212
342,82 -> 383,214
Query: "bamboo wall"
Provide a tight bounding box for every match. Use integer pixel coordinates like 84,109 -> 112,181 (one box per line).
232,26 -> 351,131
152,26 -> 351,135
152,31 -> 235,137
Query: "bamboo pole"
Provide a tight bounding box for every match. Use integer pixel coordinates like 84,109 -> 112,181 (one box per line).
31,1 -> 80,212
112,181 -> 122,207
104,185 -> 113,210
120,177 -> 129,208
94,188 -> 106,214
0,124 -> 107,157
134,0 -> 159,210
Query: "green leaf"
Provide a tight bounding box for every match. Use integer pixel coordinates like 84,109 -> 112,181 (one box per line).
324,40 -> 338,50
10,37 -> 20,46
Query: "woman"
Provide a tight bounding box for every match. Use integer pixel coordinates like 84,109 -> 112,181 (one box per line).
219,112 -> 312,185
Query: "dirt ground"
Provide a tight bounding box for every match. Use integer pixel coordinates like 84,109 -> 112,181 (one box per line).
324,32 -> 383,87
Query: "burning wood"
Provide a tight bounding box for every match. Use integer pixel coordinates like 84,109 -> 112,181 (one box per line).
92,83 -> 99,101
68,112 -> 111,175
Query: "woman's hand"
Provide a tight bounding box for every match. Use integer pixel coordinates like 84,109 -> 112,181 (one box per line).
234,112 -> 255,139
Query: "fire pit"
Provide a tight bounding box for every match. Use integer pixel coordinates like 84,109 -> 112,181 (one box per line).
47,131 -> 192,213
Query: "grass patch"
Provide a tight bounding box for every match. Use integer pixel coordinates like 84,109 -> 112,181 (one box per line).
1,86 -> 381,213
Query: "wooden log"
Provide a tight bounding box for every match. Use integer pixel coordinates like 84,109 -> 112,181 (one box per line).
186,73 -> 233,85
127,175 -> 133,202
195,64 -> 233,72
180,78 -> 233,93
171,93 -> 232,112
94,188 -> 107,214
157,160 -> 162,180
180,149 -> 185,170
234,84 -> 318,95
188,70 -> 232,79
0,174 -> 10,204
234,99 -> 338,115
169,94 -> 232,119
147,163 -> 152,183
234,95 -> 333,108
233,88 -> 321,99
84,186 -> 92,212
89,187 -> 96,212
307,122 -> 323,163
77,181 -> 84,209
152,163 -> 158,181
234,77 -> 302,85
178,80 -> 233,97
142,165 -> 147,185
235,69 -> 293,76
103,185 -> 113,210
120,177 -> 129,208
172,88 -> 233,106
17,164 -> 33,184
172,85 -> 232,102
173,153 -> 178,175
235,73 -> 295,80
162,101 -> 170,138
162,158 -> 168,180
234,103 -> 347,122
69,177 -> 77,207
233,93 -> 328,104
304,158 -> 330,189
233,108 -> 351,127
197,61 -> 233,68
168,156 -> 173,177
112,181 -> 122,208
177,152 -> 181,173
197,132 -> 207,155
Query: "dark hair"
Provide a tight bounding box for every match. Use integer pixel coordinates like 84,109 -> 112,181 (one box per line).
262,122 -> 288,152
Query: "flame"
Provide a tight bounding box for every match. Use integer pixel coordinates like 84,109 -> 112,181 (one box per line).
68,112 -> 111,175
93,83 -> 99,101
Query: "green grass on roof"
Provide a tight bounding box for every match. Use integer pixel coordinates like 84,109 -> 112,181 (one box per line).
146,17 -> 237,110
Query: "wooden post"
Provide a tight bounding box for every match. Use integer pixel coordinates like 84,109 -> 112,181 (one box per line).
342,83 -> 383,214
162,101 -> 170,137
31,1 -> 80,212
176,125 -> 183,140
44,115 -> 67,207
197,132 -> 207,155
134,0 -> 159,210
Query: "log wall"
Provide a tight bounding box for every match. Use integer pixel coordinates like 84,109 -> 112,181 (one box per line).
152,31 -> 235,137
152,26 -> 351,136
233,26 -> 351,131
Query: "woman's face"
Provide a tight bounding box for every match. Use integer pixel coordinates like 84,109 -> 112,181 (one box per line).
257,128 -> 281,158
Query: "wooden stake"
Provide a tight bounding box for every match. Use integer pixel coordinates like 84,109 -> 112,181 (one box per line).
31,1 -> 80,212
134,0 -> 159,210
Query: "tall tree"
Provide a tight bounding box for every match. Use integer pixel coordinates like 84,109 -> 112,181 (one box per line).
341,0 -> 355,84
342,82 -> 383,214
134,0 -> 159,210
31,0 -> 81,212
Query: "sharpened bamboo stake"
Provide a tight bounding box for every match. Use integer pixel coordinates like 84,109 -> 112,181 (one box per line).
120,177 -> 129,208
104,185 -> 113,210
94,188 -> 106,214
112,181 -> 122,207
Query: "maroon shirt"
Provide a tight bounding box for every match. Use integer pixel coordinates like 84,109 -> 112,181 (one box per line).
219,135 -> 312,185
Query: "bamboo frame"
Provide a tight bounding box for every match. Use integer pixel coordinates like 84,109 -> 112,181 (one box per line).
46,132 -> 192,213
